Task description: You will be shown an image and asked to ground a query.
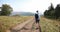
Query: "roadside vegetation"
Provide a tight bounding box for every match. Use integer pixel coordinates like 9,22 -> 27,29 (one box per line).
40,16 -> 60,32
44,3 -> 60,19
43,3 -> 60,32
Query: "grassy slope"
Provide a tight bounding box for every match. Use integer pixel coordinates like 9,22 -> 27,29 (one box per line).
0,16 -> 32,32
40,16 -> 60,32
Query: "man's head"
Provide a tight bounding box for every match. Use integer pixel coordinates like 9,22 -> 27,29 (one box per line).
36,10 -> 38,13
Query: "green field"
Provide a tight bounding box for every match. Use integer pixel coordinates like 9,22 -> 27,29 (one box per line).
0,16 -> 32,32
40,16 -> 60,32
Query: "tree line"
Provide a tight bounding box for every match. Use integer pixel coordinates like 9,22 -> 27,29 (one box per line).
44,3 -> 60,19
0,4 -> 13,16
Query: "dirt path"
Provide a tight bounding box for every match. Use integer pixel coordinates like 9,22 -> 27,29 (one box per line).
10,19 -> 41,32
19,20 -> 34,32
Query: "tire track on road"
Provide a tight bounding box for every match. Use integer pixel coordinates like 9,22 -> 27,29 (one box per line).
10,18 -> 41,32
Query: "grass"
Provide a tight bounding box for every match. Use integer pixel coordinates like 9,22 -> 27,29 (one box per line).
0,16 -> 60,32
0,16 -> 33,32
40,16 -> 60,32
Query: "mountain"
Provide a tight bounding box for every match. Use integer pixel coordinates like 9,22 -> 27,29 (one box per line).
10,12 -> 34,16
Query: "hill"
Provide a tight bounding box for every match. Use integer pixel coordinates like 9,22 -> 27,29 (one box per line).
10,12 -> 34,16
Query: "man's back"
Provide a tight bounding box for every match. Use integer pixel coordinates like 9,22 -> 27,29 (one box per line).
35,13 -> 39,19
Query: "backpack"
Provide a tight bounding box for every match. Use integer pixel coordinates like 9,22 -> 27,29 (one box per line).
35,13 -> 39,19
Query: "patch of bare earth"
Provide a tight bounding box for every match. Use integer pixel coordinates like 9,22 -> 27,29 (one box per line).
9,19 -> 41,32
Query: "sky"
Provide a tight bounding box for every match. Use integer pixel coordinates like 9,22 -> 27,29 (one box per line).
0,0 -> 60,14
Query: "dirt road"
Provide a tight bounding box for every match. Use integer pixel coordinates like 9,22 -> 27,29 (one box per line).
10,19 -> 41,32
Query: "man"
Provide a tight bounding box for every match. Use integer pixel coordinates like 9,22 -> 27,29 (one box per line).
34,11 -> 41,31
35,10 -> 40,24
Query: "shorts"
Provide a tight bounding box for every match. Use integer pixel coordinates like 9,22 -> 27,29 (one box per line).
35,19 -> 40,23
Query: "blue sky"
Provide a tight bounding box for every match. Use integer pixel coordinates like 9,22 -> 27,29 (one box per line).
0,0 -> 60,14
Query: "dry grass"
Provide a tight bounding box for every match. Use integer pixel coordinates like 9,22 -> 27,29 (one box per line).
40,16 -> 60,32
0,16 -> 32,32
0,16 -> 60,32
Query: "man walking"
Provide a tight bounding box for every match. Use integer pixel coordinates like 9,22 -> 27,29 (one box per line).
34,10 -> 41,32
35,10 -> 40,24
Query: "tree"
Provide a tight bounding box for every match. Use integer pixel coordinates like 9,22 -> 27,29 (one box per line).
48,3 -> 54,11
55,4 -> 60,19
44,10 -> 48,16
44,3 -> 60,19
1,4 -> 13,16
44,3 -> 54,17
48,3 -> 54,16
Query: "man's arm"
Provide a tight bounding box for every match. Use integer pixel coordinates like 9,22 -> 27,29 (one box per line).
38,13 -> 40,20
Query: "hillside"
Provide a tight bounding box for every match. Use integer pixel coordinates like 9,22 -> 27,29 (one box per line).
10,12 -> 34,16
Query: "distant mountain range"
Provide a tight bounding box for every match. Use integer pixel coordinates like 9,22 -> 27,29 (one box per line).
10,12 -> 35,16
10,12 -> 43,16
